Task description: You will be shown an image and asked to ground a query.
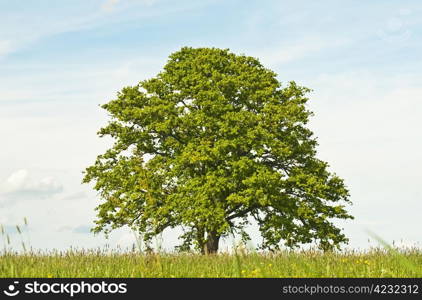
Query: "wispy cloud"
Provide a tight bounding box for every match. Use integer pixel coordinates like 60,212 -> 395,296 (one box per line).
101,0 -> 157,12
377,8 -> 413,43
61,191 -> 87,201
72,225 -> 92,234
255,36 -> 351,66
0,2 -> 129,59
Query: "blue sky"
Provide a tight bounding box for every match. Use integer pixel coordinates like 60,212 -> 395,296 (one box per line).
1,0 -> 421,251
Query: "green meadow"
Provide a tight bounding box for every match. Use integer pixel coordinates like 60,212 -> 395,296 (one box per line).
0,248 -> 421,278
1,222 -> 420,278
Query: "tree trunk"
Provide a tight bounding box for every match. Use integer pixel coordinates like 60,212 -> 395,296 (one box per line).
203,231 -> 220,254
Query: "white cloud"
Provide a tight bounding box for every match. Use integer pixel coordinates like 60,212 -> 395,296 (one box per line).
255,36 -> 351,66
0,169 -> 63,199
0,56 -> 162,103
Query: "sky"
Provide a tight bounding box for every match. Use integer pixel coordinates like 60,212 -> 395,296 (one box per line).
0,0 -> 421,252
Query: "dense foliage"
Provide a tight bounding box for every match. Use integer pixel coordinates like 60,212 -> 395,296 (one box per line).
83,47 -> 353,253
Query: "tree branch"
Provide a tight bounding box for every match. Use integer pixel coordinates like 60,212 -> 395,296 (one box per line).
226,206 -> 258,220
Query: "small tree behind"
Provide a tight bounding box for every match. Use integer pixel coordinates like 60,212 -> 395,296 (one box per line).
83,47 -> 353,254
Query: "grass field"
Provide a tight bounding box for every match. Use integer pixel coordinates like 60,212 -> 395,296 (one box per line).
0,248 -> 421,278
1,222 -> 420,277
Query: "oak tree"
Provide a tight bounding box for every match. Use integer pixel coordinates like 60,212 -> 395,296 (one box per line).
83,47 -> 353,254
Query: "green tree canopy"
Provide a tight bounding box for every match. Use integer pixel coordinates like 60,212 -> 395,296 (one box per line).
83,47 -> 353,254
